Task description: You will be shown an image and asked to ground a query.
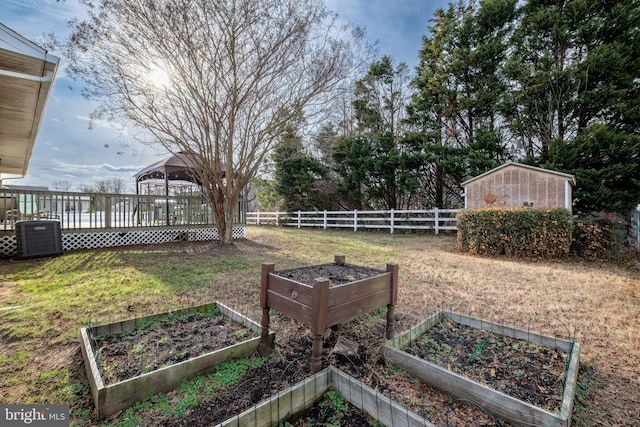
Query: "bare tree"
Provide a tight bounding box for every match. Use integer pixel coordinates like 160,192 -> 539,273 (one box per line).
80,178 -> 130,194
51,180 -> 72,191
63,0 -> 367,243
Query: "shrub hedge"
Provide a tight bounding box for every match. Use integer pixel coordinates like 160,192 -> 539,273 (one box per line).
570,211 -> 630,259
456,208 -> 574,259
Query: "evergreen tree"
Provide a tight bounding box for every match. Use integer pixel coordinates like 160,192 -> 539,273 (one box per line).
332,56 -> 419,209
570,0 -> 640,134
272,130 -> 328,212
353,56 -> 411,135
504,0 -> 577,156
331,135 -> 372,209
515,0 -> 640,212
541,125 -> 640,214
405,0 -> 515,207
312,124 -> 340,173
249,176 -> 282,211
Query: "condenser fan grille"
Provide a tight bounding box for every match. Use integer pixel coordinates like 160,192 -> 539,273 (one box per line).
15,220 -> 63,259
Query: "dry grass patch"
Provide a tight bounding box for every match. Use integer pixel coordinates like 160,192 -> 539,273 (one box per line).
0,226 -> 638,425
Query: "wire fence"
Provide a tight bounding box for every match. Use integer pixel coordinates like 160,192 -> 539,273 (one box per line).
385,306 -> 578,427
79,299 -> 578,426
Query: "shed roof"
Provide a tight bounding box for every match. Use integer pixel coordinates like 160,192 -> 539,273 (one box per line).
461,162 -> 576,187
0,24 -> 59,178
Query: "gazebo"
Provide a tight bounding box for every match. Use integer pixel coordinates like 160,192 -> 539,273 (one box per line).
134,152 -> 210,226
134,152 -> 235,227
134,152 -> 205,196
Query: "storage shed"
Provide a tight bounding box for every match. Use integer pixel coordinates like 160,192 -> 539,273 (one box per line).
461,162 -> 576,213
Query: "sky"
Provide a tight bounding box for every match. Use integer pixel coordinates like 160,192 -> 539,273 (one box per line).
1,0 -> 449,191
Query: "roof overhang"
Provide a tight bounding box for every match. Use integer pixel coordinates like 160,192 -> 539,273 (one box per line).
0,23 -> 59,179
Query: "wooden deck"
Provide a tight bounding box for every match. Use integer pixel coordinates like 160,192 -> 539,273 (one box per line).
0,189 -> 246,257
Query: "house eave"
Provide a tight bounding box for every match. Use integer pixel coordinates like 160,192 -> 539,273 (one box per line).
0,24 -> 60,179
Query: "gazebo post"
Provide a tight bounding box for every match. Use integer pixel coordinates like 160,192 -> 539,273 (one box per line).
134,152 -> 230,227
164,173 -> 170,226
135,180 -> 140,225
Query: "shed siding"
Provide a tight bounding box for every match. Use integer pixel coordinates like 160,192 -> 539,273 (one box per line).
465,165 -> 571,211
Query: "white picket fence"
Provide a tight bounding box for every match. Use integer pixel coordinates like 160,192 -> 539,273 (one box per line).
246,208 -> 461,234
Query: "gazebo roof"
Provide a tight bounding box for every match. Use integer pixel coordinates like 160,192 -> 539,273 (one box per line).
135,152 -> 203,185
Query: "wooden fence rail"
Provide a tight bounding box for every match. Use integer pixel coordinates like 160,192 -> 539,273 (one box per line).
246,209 -> 461,234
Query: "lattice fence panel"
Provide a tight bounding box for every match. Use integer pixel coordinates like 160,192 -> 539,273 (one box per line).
0,226 -> 245,258
0,234 -> 17,257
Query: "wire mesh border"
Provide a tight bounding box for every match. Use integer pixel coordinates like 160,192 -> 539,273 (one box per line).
385,306 -> 580,426
78,303 -> 578,426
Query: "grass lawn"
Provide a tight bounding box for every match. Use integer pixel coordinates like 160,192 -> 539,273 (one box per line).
0,226 -> 638,425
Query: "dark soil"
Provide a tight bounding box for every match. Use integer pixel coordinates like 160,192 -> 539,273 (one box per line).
89,262 -> 567,426
404,318 -> 568,413
131,330 -> 315,426
285,388 -> 381,426
275,262 -> 386,285
94,307 -> 250,384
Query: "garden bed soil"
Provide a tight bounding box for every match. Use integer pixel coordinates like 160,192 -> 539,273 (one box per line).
95,308 -> 251,384
274,262 -> 386,285
95,322 -> 518,426
96,263 -> 385,385
284,388 -> 381,426
93,310 -> 565,425
403,318 -> 567,413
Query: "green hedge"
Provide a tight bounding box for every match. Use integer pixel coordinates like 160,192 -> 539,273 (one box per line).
456,208 -> 574,259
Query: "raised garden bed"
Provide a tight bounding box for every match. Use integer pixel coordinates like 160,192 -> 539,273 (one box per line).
79,302 -> 274,419
382,311 -> 580,427
258,255 -> 398,372
285,387 -> 383,426
219,366 -> 433,427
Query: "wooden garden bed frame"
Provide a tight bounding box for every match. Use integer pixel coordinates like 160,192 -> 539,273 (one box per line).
80,302 -> 274,419
220,366 -> 433,426
259,255 -> 398,372
383,311 -> 580,427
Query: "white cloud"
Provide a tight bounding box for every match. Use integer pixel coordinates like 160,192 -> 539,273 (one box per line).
5,0 -> 449,190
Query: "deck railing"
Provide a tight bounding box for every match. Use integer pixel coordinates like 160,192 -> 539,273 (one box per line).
247,208 -> 460,234
0,189 -> 246,232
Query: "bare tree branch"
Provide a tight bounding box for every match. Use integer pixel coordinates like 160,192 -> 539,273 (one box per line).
63,0 -> 368,242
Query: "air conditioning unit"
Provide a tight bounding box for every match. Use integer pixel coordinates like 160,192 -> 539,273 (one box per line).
15,220 -> 63,259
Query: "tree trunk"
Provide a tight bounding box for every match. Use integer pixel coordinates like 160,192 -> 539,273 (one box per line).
224,212 -> 234,244
214,189 -> 238,244
213,206 -> 226,243
211,186 -> 230,244
435,162 -> 444,209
